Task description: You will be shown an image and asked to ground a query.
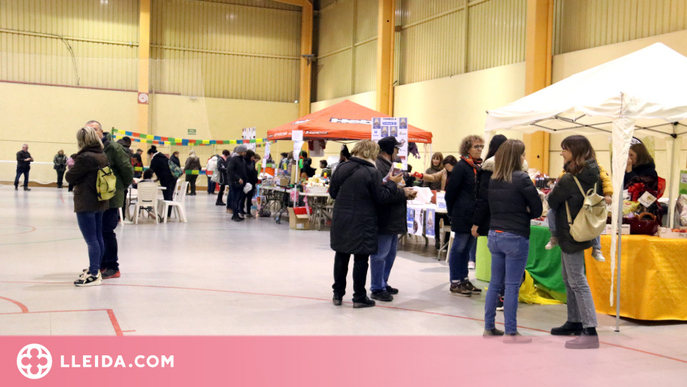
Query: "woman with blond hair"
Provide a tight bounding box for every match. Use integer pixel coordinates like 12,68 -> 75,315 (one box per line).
329,140 -> 409,308
65,127 -> 109,287
185,150 -> 202,195
482,139 -> 542,342
445,135 -> 484,296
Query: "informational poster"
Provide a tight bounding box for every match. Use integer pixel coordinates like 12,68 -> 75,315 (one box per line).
242,127 -> 256,151
413,208 -> 424,236
372,117 -> 409,169
406,207 -> 415,234
425,208 -> 435,238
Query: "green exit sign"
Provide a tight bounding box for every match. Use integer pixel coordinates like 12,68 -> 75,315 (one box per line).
188,129 -> 196,135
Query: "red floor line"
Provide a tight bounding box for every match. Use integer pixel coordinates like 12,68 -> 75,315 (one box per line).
2,224 -> 37,236
0,308 -> 124,337
107,309 -> 124,336
59,194 -> 65,204
2,280 -> 685,364
0,296 -> 29,313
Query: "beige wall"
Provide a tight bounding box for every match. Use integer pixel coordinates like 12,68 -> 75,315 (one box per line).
307,62 -> 527,175
549,29 -> 687,181
0,82 -> 299,185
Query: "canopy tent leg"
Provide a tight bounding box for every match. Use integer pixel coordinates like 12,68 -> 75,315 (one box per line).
615,197 -> 623,332
667,131 -> 679,229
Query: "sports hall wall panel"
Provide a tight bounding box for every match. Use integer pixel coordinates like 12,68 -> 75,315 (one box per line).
554,0 -> 687,55
0,0 -> 140,90
150,0 -> 301,102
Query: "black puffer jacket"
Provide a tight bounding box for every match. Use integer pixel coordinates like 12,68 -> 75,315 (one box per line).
445,158 -> 479,234
624,161 -> 658,188
329,157 -> 402,255
375,155 -> 408,235
16,150 -> 32,169
472,157 -> 495,236
65,145 -> 109,213
217,156 -> 229,185
227,155 -> 247,187
149,152 -> 176,187
547,159 -> 602,254
488,171 -> 542,238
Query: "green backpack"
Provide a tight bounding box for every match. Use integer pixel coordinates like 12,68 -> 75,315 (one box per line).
96,165 -> 118,201
87,156 -> 117,201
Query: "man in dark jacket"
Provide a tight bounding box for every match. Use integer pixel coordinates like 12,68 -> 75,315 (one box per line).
227,145 -> 248,221
15,144 -> 33,191
86,120 -> 134,279
369,136 -> 415,302
243,151 -> 260,217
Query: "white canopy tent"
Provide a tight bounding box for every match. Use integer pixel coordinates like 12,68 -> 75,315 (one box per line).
484,43 -> 687,331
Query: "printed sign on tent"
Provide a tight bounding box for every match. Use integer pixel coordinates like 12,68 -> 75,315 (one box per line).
371,117 -> 409,169
406,208 -> 415,234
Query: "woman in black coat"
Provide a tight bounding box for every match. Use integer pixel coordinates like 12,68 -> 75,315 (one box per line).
482,140 -> 542,342
215,150 -> 230,206
329,140 -> 404,308
546,135 -> 601,350
624,141 -> 659,188
65,127 -> 109,287
147,146 -> 177,216
445,135 -> 484,297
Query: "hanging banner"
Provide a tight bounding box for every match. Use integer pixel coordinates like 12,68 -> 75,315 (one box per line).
425,208 -> 436,238
111,128 -> 270,147
371,117 -> 409,169
406,207 -> 415,234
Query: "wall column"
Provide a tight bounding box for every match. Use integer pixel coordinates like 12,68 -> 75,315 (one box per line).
137,0 -> 151,135
376,0 -> 395,115
523,0 -> 553,174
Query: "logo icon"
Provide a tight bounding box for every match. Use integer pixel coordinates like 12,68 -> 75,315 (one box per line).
17,344 -> 52,380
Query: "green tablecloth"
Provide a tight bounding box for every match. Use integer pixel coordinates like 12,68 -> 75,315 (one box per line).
475,226 -> 566,302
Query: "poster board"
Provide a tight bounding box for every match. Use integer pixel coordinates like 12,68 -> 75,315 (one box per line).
425,208 -> 435,238
372,117 -> 409,169
242,127 -> 256,151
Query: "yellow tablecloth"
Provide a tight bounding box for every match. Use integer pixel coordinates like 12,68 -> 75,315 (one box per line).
585,235 -> 687,321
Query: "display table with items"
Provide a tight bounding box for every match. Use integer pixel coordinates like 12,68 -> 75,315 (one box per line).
585,234 -> 687,321
475,225 -> 567,303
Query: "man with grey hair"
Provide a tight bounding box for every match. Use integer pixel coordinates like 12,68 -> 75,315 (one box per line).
15,144 -> 33,191
84,120 -> 134,279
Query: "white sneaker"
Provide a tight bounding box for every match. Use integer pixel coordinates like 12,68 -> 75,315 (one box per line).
74,271 -> 102,287
545,237 -> 558,250
468,261 -> 475,270
592,248 -> 606,262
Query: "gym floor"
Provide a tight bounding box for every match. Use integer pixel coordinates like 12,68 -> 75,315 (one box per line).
1,185 -> 686,384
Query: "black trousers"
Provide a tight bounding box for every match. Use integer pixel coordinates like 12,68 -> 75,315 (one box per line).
216,184 -> 226,204
164,180 -> 176,217
14,167 -> 29,188
56,169 -> 65,187
101,207 -> 120,271
332,252 -> 369,301
186,175 -> 198,194
230,185 -> 244,217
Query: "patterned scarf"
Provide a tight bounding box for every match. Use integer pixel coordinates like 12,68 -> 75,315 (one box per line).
461,156 -> 481,178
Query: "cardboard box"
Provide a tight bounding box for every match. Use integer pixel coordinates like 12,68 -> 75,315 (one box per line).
288,207 -> 311,230
601,224 -> 630,235
659,227 -> 687,239
279,177 -> 290,187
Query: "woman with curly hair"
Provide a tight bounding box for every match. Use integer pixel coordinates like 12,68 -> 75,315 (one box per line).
445,135 -> 484,297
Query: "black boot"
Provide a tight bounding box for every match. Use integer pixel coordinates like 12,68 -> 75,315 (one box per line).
352,297 -> 376,309
565,328 -> 599,349
332,292 -> 343,306
551,321 -> 583,336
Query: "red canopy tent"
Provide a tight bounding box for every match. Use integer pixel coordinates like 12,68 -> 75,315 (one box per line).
267,100 -> 433,143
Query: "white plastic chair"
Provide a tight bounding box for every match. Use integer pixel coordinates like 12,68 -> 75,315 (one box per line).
161,181 -> 188,223
133,182 -> 159,224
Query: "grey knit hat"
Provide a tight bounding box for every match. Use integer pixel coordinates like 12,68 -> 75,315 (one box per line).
235,145 -> 248,153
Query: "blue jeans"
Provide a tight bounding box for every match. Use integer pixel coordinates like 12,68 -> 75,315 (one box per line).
76,211 -> 105,276
370,234 -> 398,292
449,233 -> 475,282
485,231 -> 530,334
207,176 -> 216,193
548,209 -> 601,249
